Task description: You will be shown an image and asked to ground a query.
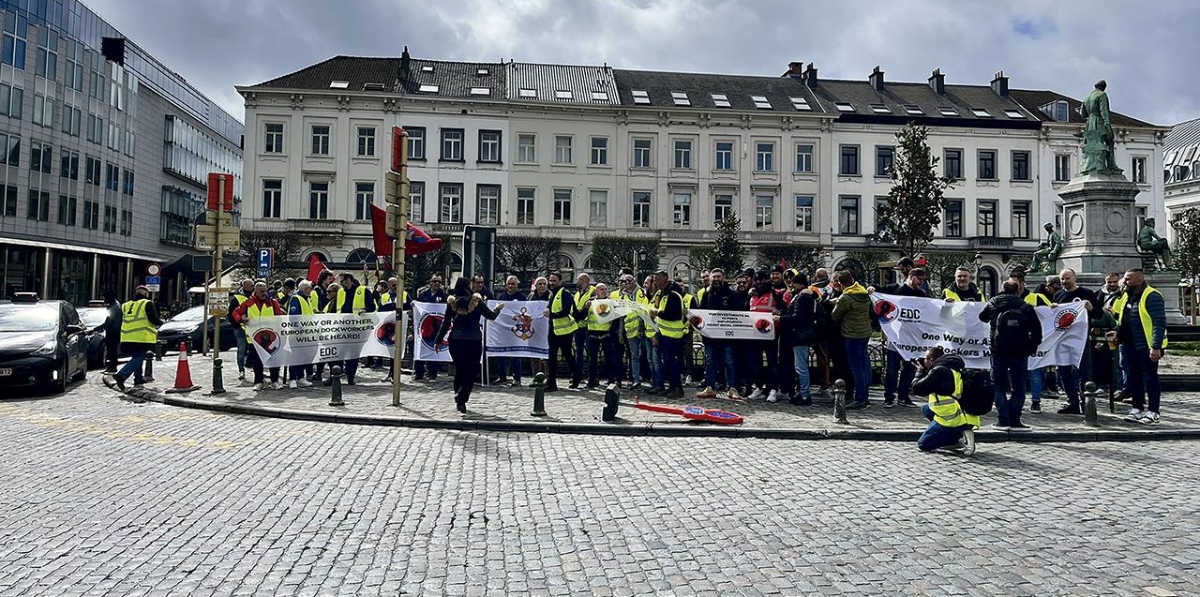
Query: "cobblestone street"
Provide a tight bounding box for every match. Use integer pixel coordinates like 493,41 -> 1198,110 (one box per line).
0,380 -> 1197,596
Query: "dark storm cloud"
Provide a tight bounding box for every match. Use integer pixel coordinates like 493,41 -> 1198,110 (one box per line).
86,0 -> 1200,126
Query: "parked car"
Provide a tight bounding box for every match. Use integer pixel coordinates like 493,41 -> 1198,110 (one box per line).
0,295 -> 88,393
156,305 -> 236,354
77,306 -> 113,368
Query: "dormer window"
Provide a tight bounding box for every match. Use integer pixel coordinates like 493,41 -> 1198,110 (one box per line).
834,102 -> 855,112
555,90 -> 573,100
789,97 -> 811,111
519,88 -> 537,98
869,103 -> 890,114
970,107 -> 993,118
671,92 -> 690,106
902,104 -> 923,115
470,87 -> 490,96
631,90 -> 650,105
418,84 -> 439,93
1039,100 -> 1070,122
751,95 -> 771,109
712,93 -> 731,108
329,80 -> 349,89
937,106 -> 959,116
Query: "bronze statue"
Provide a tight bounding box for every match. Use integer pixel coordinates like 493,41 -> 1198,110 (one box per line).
1029,222 -> 1062,273
1138,217 -> 1172,269
1078,80 -> 1122,176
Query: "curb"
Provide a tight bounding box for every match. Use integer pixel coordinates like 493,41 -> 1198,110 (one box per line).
130,387 -> 1200,443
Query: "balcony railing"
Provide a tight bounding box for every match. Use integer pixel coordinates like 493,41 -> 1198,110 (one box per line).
969,236 -> 1015,250
284,218 -> 344,235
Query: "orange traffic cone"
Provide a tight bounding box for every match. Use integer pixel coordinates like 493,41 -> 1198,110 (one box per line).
166,342 -> 200,393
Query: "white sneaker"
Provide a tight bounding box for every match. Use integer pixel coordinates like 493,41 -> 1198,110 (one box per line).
1124,408 -> 1143,423
297,379 -> 313,388
1139,411 -> 1160,425
959,429 -> 976,456
252,383 -> 263,391
268,381 -> 280,391
237,372 -> 246,381
748,388 -> 764,400
766,390 -> 779,403
289,380 -> 299,390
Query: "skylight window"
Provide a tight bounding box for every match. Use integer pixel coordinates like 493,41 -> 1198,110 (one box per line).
869,103 -> 890,114
329,80 -> 349,89
835,102 -> 855,112
420,65 -> 434,73
418,84 -> 439,93
937,106 -> 959,116
591,91 -> 609,101
470,87 -> 490,96
712,93 -> 731,108
902,104 -> 924,115
1003,109 -> 1026,119
555,90 -> 573,100
631,90 -> 650,105
476,68 -> 490,76
519,88 -> 537,98
671,92 -> 691,107
970,107 -> 993,118
751,95 -> 771,109
789,97 -> 811,111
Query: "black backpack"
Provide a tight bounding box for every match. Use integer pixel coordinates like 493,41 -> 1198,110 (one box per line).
959,369 -> 994,416
993,305 -> 1035,357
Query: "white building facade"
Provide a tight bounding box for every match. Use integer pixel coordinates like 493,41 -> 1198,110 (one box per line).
238,55 -> 1167,295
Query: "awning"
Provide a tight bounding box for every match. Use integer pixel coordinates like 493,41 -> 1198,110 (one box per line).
0,236 -> 174,262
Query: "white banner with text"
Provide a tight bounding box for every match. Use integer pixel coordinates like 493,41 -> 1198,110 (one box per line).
246,311 -> 406,368
685,309 -> 777,341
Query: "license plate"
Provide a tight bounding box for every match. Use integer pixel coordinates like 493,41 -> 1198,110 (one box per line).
0,368 -> 12,376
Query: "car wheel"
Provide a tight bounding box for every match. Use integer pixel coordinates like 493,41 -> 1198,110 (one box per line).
71,356 -> 87,382
91,343 -> 105,369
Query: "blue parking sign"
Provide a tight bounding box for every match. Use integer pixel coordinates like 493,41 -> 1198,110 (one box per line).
257,248 -> 274,269
257,268 -> 270,278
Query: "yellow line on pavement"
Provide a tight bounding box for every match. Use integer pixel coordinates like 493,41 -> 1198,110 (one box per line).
0,403 -> 252,450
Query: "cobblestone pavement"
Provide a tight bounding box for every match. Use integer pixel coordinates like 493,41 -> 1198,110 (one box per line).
144,350 -> 1200,432
0,384 -> 1198,596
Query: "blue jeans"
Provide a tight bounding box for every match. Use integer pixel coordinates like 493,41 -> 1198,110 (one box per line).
992,354 -> 1029,427
657,336 -> 683,390
884,350 -> 917,401
1120,344 -> 1161,413
496,357 -> 522,381
587,333 -> 619,383
573,329 -> 588,378
117,347 -> 147,384
792,345 -> 811,399
628,336 -> 658,385
1028,368 -> 1044,404
918,404 -> 967,452
704,342 -> 736,390
844,338 -> 871,403
1059,348 -> 1092,407
234,327 -> 248,374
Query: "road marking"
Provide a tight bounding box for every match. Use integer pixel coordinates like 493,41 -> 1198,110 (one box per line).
0,403 -> 252,451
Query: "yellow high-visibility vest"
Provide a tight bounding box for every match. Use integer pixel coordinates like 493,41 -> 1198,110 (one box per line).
1112,286 -> 1168,348
927,370 -> 979,428
550,288 -> 577,336
654,290 -> 686,339
119,299 -> 157,344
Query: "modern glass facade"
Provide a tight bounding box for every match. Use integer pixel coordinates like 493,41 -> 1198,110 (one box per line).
165,115 -> 242,197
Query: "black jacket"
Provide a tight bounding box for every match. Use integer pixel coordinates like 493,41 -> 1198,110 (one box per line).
780,291 -> 817,346
698,283 -> 741,311
434,294 -> 501,344
876,282 -> 930,298
912,354 -> 965,397
979,294 -> 1042,358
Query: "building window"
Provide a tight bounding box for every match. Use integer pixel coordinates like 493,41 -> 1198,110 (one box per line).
794,195 -> 813,232
406,127 -> 425,160
2,13 -> 27,69
516,187 -> 535,225
122,169 -> 134,196
590,137 -> 608,166
62,105 -> 81,136
755,142 -> 774,172
978,150 -> 997,180
1011,200 -> 1031,239
478,185 -> 500,225
65,41 -> 83,92
1,83 -> 23,119
945,149 -> 963,180
795,144 -> 813,173
409,181 -> 424,223
518,134 -> 536,163
1132,156 -> 1147,183
120,209 -> 133,236
308,125 -> 330,155
57,195 -> 76,226
944,200 -> 963,237
977,200 -> 997,237
1011,150 -> 1031,181
109,63 -> 125,110
87,113 -> 102,144
715,141 -> 734,171
1,185 -> 15,216
33,94 -> 52,127
674,140 -> 692,169
29,142 -> 52,174
755,196 -> 774,230
104,163 -> 119,191
1054,154 -> 1071,182
103,205 -> 117,233
633,139 -> 652,168
875,146 -> 894,177
82,199 -> 98,229
262,179 -> 282,219
673,193 -> 691,228
839,145 -> 859,175
26,189 -> 49,221
714,194 -> 734,223
356,127 -> 375,157
309,182 -> 329,219
589,189 -> 608,227
107,122 -> 121,151
35,27 -> 56,80
553,189 -> 572,225
838,196 -> 860,235
88,49 -> 104,101
354,182 -> 374,221
439,183 -> 463,223
874,196 -> 889,237
554,136 -> 572,164
479,130 -> 501,163
124,130 -> 135,156
0,133 -> 14,167
59,150 -> 79,181
632,191 -> 651,228
85,156 -> 100,186
440,129 -> 464,161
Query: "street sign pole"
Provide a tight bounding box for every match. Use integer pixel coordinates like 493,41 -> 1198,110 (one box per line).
202,269 -> 211,356
388,127 -> 409,408
211,175 -> 227,395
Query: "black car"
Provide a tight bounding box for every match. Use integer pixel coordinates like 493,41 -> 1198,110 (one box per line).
156,305 -> 237,354
78,306 -> 113,368
0,297 -> 88,393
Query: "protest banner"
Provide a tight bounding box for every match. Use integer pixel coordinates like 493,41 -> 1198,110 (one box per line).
589,298 -> 657,329
413,301 -> 453,363
485,300 -> 549,359
868,295 -> 1087,369
246,311 -> 405,368
685,309 -> 776,341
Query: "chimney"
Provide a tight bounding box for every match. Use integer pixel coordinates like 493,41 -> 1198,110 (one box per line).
990,70 -> 1009,97
928,68 -> 945,95
786,61 -> 805,78
400,46 -> 411,81
869,66 -> 885,92
803,63 -> 818,88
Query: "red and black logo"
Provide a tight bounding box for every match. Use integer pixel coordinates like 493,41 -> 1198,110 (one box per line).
1055,310 -> 1077,331
252,329 -> 279,354
874,300 -> 899,323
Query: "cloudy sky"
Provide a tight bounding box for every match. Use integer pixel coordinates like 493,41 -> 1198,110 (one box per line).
87,0 -> 1197,127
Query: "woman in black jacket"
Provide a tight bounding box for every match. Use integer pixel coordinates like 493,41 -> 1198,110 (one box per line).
778,273 -> 817,406
434,277 -> 504,412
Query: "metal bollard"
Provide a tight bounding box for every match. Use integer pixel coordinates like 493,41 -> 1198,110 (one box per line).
602,384 -> 620,422
1083,381 -> 1099,427
155,344 -> 163,362
531,372 -> 547,417
211,356 -> 226,395
329,365 -> 345,407
143,350 -> 155,382
832,379 -> 848,425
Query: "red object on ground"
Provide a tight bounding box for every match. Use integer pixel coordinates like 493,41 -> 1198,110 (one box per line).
634,399 -> 743,425
165,342 -> 200,393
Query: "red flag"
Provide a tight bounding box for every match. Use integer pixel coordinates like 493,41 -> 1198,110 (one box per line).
369,204 -> 445,260
305,253 -> 325,282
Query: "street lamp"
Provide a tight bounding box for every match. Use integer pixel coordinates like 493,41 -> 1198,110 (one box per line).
633,249 -> 647,279
822,250 -> 832,269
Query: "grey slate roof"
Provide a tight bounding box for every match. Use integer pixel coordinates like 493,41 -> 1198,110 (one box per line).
612,69 -> 827,113
1164,118 -> 1200,184
809,79 -> 1033,121
1165,117 -> 1200,151
1008,89 -> 1155,128
256,56 -> 400,92
507,62 -> 620,104
399,58 -> 505,98
251,54 -> 507,99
